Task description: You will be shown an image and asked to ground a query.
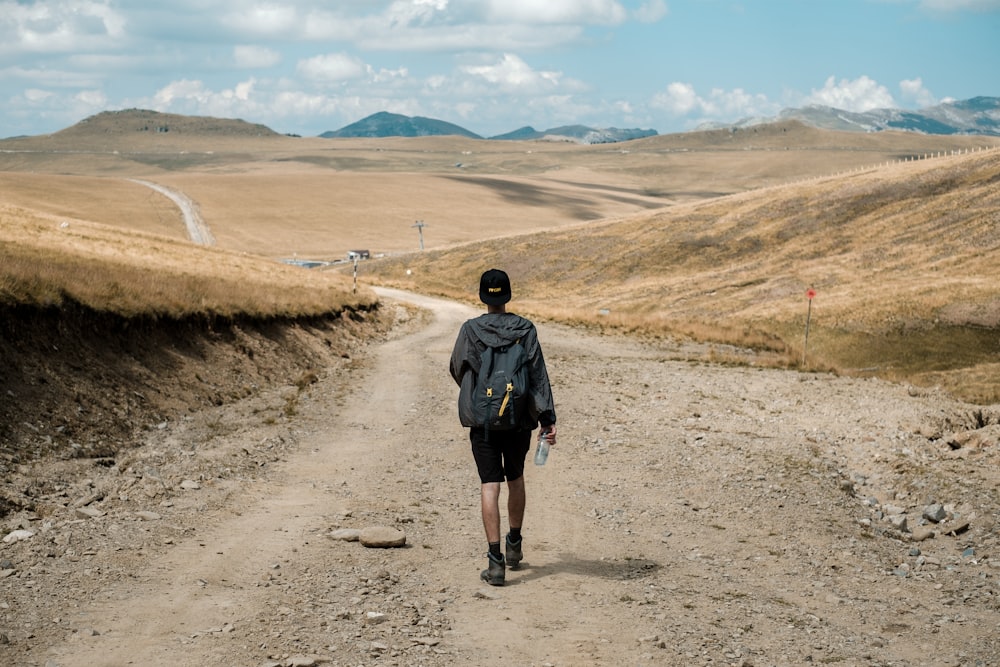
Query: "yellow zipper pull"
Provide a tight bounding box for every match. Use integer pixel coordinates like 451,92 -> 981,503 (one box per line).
498,383 -> 513,416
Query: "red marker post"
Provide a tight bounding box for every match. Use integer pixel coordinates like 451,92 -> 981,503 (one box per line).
803,288 -> 817,366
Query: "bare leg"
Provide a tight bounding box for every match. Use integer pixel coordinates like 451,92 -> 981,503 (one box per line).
480,482 -> 502,544
507,476 -> 525,531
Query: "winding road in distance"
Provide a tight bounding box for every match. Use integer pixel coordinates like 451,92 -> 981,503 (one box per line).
128,178 -> 215,246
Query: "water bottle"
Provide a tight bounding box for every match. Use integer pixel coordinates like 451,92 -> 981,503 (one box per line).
534,429 -> 550,466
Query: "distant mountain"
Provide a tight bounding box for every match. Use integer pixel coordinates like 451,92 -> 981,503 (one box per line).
320,112 -> 482,139
700,97 -> 1000,136
489,125 -> 657,143
57,109 -> 281,138
320,112 -> 657,143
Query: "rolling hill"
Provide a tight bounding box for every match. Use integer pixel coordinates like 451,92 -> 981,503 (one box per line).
50,108 -> 281,138
319,112 -> 657,143
320,111 -> 483,139
361,146 -> 1000,403
703,96 -> 1000,136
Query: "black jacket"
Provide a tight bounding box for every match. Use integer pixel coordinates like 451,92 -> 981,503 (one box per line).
449,312 -> 556,430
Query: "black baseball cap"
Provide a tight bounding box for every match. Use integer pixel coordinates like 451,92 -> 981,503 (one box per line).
479,268 -> 512,305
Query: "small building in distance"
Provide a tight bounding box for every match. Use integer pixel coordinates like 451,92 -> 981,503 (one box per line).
347,250 -> 371,260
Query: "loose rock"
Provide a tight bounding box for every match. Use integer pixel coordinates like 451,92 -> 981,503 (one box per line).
2,529 -> 34,543
923,503 -> 947,523
329,528 -> 361,541
359,526 -> 406,548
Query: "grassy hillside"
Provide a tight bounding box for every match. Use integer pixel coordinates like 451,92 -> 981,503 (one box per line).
0,204 -> 375,318
361,148 -> 1000,403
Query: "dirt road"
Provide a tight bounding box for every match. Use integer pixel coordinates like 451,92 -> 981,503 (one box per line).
4,289 -> 999,667
128,178 -> 215,246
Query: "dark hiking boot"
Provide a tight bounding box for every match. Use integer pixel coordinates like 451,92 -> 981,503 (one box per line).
480,552 -> 505,586
505,534 -> 523,569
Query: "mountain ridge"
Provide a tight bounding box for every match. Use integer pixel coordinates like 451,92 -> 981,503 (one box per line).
6,96 -> 997,144
321,112 -> 656,144
701,96 -> 1000,136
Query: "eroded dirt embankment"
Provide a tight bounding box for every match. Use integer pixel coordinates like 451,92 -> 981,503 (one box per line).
0,300 -> 396,516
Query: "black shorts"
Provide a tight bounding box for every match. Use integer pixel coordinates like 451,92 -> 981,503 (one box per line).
470,427 -> 532,483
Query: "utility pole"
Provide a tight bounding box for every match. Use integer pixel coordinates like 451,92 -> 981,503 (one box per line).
412,220 -> 427,250
802,288 -> 816,366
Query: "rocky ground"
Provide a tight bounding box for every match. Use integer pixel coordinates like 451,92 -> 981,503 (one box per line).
2,288 -> 999,667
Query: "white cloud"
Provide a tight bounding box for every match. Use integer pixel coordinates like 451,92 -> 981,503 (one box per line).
899,77 -> 937,107
234,45 -> 281,69
300,9 -> 367,41
650,82 -> 778,120
385,0 -> 450,27
482,0 -> 628,24
222,3 -> 299,36
299,6 -> 585,52
381,23 -> 584,51
918,0 -> 1000,11
74,88 -> 108,108
151,79 -> 213,108
649,75 -> 942,128
461,53 -> 564,93
296,2 -> 613,51
651,82 -> 699,115
140,78 -> 273,122
634,0 -> 668,23
805,75 -> 895,112
0,64 -> 99,88
271,90 -> 332,117
0,0 -> 127,55
702,87 -> 776,118
297,53 -> 367,82
368,65 -> 409,84
613,99 -> 634,115
232,80 -> 255,102
23,88 -> 55,103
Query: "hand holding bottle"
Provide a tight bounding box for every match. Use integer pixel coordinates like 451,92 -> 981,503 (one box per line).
534,426 -> 554,466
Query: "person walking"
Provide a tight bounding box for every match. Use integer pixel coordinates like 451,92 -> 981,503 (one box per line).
449,268 -> 557,586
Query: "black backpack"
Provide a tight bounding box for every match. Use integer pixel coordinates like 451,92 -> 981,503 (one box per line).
472,339 -> 529,434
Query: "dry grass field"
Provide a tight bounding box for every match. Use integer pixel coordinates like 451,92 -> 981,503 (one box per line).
3,116 -> 994,260
2,111 -> 999,399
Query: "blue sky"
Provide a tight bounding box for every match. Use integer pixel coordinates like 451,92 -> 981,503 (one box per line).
1,0 -> 998,139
